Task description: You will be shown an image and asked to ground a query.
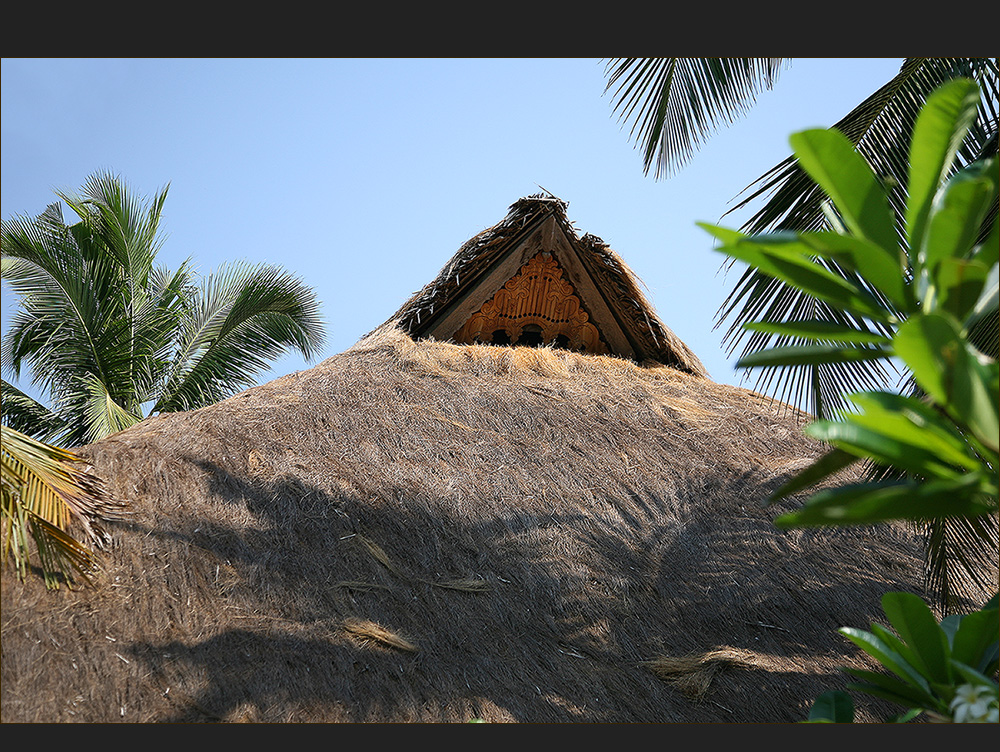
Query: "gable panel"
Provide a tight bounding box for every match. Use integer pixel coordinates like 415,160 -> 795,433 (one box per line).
453,252 -> 609,353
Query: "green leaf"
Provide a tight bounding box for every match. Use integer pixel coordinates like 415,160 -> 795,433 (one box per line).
841,667 -> 937,709
789,128 -> 898,256
703,224 -> 895,322
768,447 -> 860,503
950,660 -> 1000,689
774,475 -> 994,527
867,621 -> 929,686
808,691 -> 855,722
906,79 -> 983,264
843,391 -> 985,474
921,163 -> 997,273
803,416 -> 971,479
881,592 -> 952,685
973,215 -> 999,270
894,313 -> 1000,452
796,231 -> 910,311
839,627 -> 932,692
940,614 -> 962,648
965,260 -> 998,333
930,258 -> 990,321
951,608 -> 1000,674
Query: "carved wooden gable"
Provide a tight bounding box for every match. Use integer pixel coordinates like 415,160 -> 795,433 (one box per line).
415,210 -> 642,362
454,253 -> 608,354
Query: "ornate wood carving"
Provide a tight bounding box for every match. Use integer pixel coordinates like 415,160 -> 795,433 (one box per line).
454,253 -> 608,353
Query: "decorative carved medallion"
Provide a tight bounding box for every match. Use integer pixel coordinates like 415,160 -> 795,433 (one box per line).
454,253 -> 608,353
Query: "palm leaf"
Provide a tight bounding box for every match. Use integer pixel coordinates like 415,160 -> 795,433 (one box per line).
154,260 -> 325,413
0,379 -> 66,444
604,57 -> 788,179
78,374 -> 143,444
921,514 -> 1000,612
57,172 -> 168,287
2,208 -> 123,429
1,425 -> 122,588
716,258 -> 897,417
604,59 -> 998,417
729,59 -> 998,237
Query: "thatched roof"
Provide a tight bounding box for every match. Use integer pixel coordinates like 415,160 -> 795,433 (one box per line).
378,195 -> 709,376
2,328 -> 963,723
7,198 -> 991,723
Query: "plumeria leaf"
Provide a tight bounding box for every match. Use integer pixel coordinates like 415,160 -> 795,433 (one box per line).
906,79 -> 983,263
789,128 -> 898,256
881,592 -> 952,685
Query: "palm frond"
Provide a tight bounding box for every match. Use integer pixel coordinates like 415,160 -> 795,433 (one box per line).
57,171 -> 169,287
2,210 -> 116,395
921,514 -> 1000,611
0,379 -> 66,443
717,259 -> 900,417
727,58 -> 998,236
154,261 -> 325,413
79,374 -> 143,444
2,252 -> 132,445
4,172 -> 328,446
1,425 -> 122,588
604,57 -> 788,178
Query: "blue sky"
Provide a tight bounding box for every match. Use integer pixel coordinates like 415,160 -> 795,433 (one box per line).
2,57 -> 905,403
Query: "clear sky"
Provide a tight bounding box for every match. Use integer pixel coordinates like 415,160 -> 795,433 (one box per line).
1,57 -> 906,404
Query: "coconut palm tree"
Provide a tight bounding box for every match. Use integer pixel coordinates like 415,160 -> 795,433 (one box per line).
1,171 -> 326,447
605,57 -> 999,418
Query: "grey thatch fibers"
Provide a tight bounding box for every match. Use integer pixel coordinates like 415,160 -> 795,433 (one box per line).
4,329 -> 985,723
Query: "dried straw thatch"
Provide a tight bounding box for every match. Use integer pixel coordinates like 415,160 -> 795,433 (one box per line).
2,199 -> 983,723
1,329 -> 954,723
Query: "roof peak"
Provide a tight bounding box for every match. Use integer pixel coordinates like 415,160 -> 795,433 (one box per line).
377,197 -> 708,377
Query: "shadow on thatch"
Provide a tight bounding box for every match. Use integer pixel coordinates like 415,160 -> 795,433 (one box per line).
2,330 -> 977,722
